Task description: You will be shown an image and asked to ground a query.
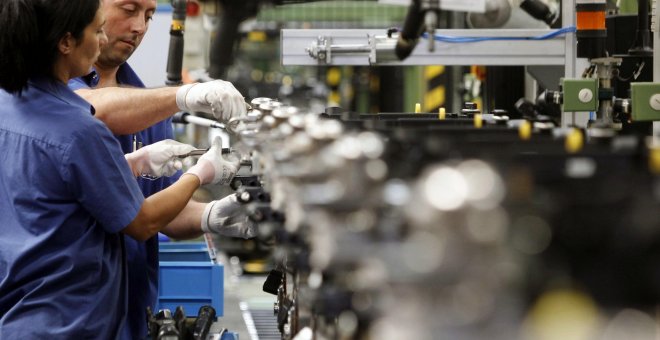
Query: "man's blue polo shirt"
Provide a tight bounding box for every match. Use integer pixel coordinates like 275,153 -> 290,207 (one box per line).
70,64 -> 179,340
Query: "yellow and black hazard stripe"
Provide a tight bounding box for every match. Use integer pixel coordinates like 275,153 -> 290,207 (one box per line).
424,65 -> 446,112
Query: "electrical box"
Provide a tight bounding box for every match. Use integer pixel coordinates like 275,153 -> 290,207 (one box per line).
562,78 -> 598,112
631,83 -> 660,121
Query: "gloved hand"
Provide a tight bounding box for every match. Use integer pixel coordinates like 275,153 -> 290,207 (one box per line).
201,194 -> 257,239
185,136 -> 239,185
176,80 -> 247,123
125,139 -> 195,178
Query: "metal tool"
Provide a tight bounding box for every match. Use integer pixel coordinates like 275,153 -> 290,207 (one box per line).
177,147 -> 236,159
177,149 -> 208,158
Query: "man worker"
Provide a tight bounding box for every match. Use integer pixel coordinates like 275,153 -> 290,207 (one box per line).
68,0 -> 255,338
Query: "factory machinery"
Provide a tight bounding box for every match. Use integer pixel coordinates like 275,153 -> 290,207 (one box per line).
228,94 -> 660,340
165,0 -> 660,339
228,1 -> 660,339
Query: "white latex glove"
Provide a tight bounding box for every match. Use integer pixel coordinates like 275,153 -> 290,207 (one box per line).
185,136 -> 239,185
125,139 -> 195,178
201,194 -> 257,239
176,80 -> 247,123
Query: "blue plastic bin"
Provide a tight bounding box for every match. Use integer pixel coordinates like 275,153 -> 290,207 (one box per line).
159,242 -> 210,262
221,331 -> 239,340
157,261 -> 224,316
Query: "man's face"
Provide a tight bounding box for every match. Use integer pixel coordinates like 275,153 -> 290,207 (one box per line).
96,0 -> 156,69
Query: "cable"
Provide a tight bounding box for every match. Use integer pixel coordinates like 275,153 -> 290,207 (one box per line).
421,26 -> 576,43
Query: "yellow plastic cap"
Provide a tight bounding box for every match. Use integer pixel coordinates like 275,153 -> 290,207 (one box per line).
519,121 -> 532,140
565,128 -> 584,153
473,114 -> 483,128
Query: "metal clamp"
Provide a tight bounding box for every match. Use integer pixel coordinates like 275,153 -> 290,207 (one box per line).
307,35 -> 377,64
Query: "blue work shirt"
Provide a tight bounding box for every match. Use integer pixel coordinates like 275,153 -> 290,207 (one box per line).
70,64 -> 179,340
0,77 -> 144,338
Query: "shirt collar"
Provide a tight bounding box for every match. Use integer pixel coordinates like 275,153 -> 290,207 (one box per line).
81,69 -> 100,87
28,76 -> 96,115
80,63 -> 144,88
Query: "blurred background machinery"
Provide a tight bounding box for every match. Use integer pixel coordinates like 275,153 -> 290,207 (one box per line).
137,0 -> 660,338
225,94 -> 660,339
144,0 -> 564,116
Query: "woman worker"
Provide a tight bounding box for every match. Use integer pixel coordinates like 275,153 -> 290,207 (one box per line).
0,0 -> 237,338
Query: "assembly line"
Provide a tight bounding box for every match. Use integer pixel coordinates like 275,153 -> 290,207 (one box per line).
3,0 -> 660,339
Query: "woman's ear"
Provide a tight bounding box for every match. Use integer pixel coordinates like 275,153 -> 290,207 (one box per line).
58,32 -> 74,55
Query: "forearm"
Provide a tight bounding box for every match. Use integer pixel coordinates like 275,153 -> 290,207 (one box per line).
75,86 -> 179,135
161,200 -> 207,240
123,174 -> 200,241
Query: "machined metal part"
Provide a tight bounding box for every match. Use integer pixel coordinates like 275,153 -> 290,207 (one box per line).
620,98 -> 631,116
592,57 -> 623,124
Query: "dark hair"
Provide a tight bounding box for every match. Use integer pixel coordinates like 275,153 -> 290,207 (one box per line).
0,0 -> 100,94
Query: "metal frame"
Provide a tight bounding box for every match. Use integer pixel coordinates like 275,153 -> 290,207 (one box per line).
279,0 -> 594,126
282,29 -> 568,66
281,0 -> 578,70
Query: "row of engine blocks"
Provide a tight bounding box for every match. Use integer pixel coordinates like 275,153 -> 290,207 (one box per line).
225,97 -> 660,340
